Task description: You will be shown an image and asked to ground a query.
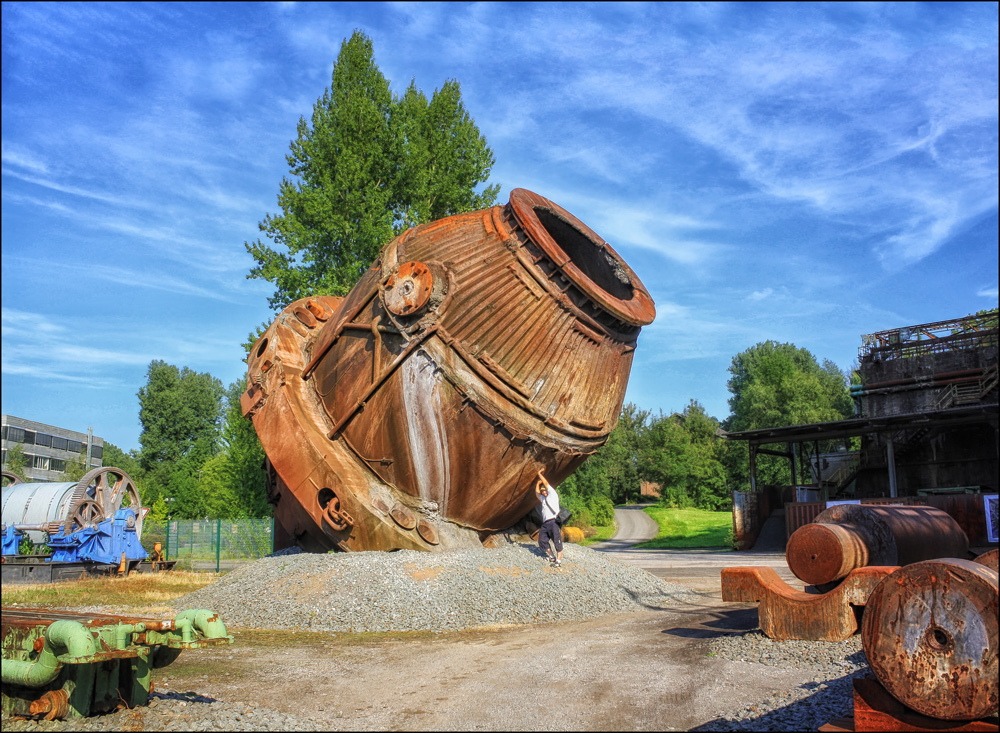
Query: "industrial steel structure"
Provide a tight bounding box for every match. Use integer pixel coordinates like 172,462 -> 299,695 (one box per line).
244,189 -> 655,553
726,312 -> 998,550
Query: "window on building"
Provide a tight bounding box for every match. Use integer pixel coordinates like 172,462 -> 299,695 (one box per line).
23,431 -> 36,445
67,440 -> 83,454
35,433 -> 52,448
8,427 -> 26,443
32,455 -> 50,470
91,445 -> 103,460
50,458 -> 66,473
51,436 -> 68,451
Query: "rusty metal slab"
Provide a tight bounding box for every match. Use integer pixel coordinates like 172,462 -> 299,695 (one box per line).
246,189 -> 655,552
721,565 -> 896,642
851,675 -> 999,732
2,607 -> 179,631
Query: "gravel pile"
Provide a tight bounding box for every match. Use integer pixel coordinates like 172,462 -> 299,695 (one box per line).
695,630 -> 868,731
1,691 -> 326,732
174,543 -> 694,632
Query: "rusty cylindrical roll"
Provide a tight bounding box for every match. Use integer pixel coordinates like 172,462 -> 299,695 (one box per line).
785,504 -> 969,586
243,189 -> 655,552
862,558 -> 998,721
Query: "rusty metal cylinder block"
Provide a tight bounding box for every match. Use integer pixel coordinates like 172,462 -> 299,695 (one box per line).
244,189 -> 655,553
862,559 -> 998,721
785,504 -> 969,586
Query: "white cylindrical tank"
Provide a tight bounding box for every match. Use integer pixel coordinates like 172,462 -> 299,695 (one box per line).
1,481 -> 79,542
1,467 -> 144,543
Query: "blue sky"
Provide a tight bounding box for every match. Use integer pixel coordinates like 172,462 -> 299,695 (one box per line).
2,2 -> 997,453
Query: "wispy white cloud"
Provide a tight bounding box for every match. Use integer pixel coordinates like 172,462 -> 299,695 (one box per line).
480,4 -> 998,268
1,142 -> 50,173
978,286 -> 999,299
1,308 -> 67,336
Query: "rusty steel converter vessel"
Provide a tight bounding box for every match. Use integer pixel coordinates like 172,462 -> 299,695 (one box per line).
243,189 -> 655,552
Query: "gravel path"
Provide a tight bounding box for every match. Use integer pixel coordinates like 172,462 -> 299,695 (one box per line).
1,692 -> 327,732
694,630 -> 867,730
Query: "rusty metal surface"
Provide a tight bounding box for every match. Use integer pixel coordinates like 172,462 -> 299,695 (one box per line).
862,559 -> 999,721
721,565 -> 895,642
786,522 -> 871,586
245,189 -> 655,552
785,504 -> 970,585
2,607 -> 178,630
975,548 -> 999,573
29,689 -> 69,721
851,676 -> 999,732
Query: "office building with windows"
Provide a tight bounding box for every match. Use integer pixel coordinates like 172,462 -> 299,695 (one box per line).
1,414 -> 104,482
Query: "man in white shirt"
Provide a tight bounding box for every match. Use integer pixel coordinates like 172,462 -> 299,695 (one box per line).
535,469 -> 563,567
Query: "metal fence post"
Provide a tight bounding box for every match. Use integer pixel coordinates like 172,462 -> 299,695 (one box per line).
165,524 -> 169,561
216,518 -> 221,574
270,516 -> 275,554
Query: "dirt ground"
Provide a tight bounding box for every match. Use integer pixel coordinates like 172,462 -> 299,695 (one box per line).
153,545 -> 813,731
157,600 -> 804,731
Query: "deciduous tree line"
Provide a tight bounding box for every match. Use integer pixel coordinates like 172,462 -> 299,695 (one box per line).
557,341 -> 854,524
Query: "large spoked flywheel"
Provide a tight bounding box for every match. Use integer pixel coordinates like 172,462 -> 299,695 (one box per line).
68,467 -> 145,538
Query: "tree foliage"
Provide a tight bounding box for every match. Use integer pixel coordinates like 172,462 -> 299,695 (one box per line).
3,441 -> 28,479
137,360 -> 225,516
103,442 -> 144,480
217,379 -> 270,518
724,341 -> 853,489
727,342 -> 852,431
133,365 -> 270,520
643,401 -> 730,510
58,452 -> 90,482
246,30 -> 498,312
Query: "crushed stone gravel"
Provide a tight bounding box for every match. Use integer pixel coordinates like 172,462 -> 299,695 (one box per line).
693,630 -> 868,731
173,542 -> 696,632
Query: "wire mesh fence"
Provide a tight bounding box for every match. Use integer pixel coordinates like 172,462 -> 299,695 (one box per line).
148,518 -> 275,573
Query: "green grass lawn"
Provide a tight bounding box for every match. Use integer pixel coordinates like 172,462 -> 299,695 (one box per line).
578,523 -> 617,546
634,506 -> 733,550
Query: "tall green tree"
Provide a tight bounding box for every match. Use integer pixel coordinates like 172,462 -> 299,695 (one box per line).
643,401 -> 729,510
137,360 -> 225,515
218,379 -> 270,518
727,342 -> 852,431
246,29 -> 498,312
725,341 -> 853,489
3,441 -> 28,480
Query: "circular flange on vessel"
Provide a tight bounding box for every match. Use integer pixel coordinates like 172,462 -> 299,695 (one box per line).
507,188 -> 655,327
383,261 -> 435,317
862,558 -> 999,721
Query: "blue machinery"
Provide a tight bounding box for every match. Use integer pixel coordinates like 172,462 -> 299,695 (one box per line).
1,468 -> 173,583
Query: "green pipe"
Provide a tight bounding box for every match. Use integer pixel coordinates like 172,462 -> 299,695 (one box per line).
1,620 -> 97,688
174,609 -> 229,641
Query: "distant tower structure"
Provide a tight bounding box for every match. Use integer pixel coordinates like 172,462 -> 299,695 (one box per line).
0,415 -> 104,482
